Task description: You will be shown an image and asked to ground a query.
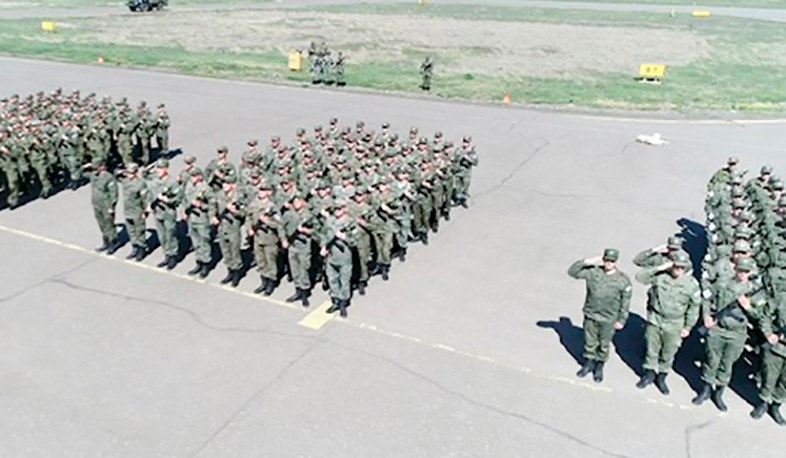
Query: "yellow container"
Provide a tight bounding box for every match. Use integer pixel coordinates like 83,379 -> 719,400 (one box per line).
41,21 -> 57,32
692,10 -> 711,17
639,64 -> 666,79
288,51 -> 303,71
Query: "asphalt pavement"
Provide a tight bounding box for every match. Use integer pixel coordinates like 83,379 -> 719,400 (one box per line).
0,57 -> 785,457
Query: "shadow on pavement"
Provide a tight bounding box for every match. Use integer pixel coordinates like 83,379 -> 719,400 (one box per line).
673,331 -> 704,394
614,313 -> 646,376
677,217 -> 707,281
536,316 -> 584,365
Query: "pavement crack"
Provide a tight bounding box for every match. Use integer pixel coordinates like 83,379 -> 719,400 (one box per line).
684,419 -> 716,458
47,278 -> 319,341
328,341 -> 632,458
188,342 -> 320,458
0,258 -> 96,304
471,136 -> 550,202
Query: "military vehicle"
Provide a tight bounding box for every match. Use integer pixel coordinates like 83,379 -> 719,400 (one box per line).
127,0 -> 168,12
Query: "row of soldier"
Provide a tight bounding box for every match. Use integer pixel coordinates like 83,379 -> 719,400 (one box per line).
0,89 -> 169,209
306,42 -> 346,86
89,119 -> 479,318
568,157 -> 786,426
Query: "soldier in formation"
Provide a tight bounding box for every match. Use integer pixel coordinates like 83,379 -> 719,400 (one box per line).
0,89 -> 169,210
307,42 -> 347,86
101,119 -> 478,318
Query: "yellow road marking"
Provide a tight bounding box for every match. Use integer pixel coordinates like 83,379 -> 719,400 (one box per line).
297,300 -> 335,330
0,223 -> 298,311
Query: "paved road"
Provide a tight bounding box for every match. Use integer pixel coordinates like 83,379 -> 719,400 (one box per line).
2,0 -> 786,21
0,57 -> 785,457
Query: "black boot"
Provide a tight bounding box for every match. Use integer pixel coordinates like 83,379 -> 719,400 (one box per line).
286,288 -> 302,303
576,360 -> 594,378
322,276 -> 329,291
381,264 -> 390,281
199,262 -> 210,278
135,245 -> 146,262
460,198 -> 469,209
301,289 -> 310,308
95,238 -> 108,253
220,269 -> 234,284
254,278 -> 268,294
327,297 -> 339,314
126,246 -> 139,260
593,361 -> 605,383
751,402 -> 768,420
770,403 -> 786,425
106,239 -> 119,255
339,299 -> 348,318
188,262 -> 202,276
711,386 -> 728,412
263,278 -> 275,296
636,370 -> 656,389
420,233 -> 429,245
166,255 -> 177,270
157,256 -> 169,268
358,281 -> 367,296
654,373 -> 670,395
400,248 -> 407,263
230,269 -> 241,287
692,384 -> 712,405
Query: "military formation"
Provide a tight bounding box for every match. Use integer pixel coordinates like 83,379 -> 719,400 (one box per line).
307,42 -> 346,87
88,118 -> 479,318
569,157 -> 786,426
0,89 -> 169,210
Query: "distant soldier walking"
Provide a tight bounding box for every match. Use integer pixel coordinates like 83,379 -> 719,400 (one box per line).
568,249 -> 633,383
420,56 -> 433,91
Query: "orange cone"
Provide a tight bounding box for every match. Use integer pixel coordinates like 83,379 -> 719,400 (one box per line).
97,56 -> 105,64
502,93 -> 512,104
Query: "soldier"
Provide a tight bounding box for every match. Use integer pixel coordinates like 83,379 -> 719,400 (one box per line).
121,163 -> 149,262
116,114 -> 134,166
249,183 -> 283,296
183,168 -> 214,278
0,130 -> 21,209
282,195 -> 314,306
28,127 -> 53,199
147,158 -> 181,270
454,136 -> 478,208
322,199 -> 356,318
214,174 -> 245,287
693,257 -> 766,411
155,103 -> 170,154
708,156 -> 740,190
568,249 -> 633,383
57,122 -> 82,190
420,56 -> 434,91
633,236 -> 688,268
89,159 -> 119,254
350,188 -> 373,294
634,251 -> 701,394
751,295 -> 786,425
334,51 -> 346,87
178,155 -> 197,185
205,146 -> 237,192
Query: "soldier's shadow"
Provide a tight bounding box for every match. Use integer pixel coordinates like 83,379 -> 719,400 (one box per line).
677,218 -> 707,281
536,316 -> 584,365
729,350 -> 761,408
673,331 -> 704,394
613,313 -> 646,377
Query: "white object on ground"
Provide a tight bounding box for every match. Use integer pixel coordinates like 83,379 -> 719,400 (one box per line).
635,132 -> 669,145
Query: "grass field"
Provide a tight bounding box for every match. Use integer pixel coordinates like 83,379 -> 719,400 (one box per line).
536,0 -> 786,7
0,0 -> 272,8
0,3 -> 784,113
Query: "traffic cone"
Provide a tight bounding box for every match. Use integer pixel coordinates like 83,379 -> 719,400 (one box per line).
502,93 -> 512,104
97,56 -> 104,64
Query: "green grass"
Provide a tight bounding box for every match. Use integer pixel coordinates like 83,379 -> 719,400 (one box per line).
0,0 -> 272,8
534,0 -> 786,7
1,4 -> 785,113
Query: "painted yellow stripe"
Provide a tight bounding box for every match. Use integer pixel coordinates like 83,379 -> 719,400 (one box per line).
0,223 -> 297,311
297,301 -> 335,330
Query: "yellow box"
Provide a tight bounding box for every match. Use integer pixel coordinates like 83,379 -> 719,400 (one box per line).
288,51 -> 302,71
692,11 -> 711,17
41,21 -> 57,32
639,64 -> 666,79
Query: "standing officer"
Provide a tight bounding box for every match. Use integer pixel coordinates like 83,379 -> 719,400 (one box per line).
89,159 -> 119,254
751,296 -> 786,425
693,257 -> 766,411
634,251 -> 701,395
147,158 -> 181,270
568,248 -> 633,383
322,199 -> 355,318
121,163 -> 149,262
214,174 -> 245,287
633,236 -> 687,269
282,195 -> 314,307
249,183 -> 283,296
183,168 -> 214,278
155,103 -> 170,154
420,56 -> 433,91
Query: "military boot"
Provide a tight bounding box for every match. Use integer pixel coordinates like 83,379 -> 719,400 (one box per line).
357,281 -> 367,296
166,255 -> 177,270
692,384 -> 712,405
135,245 -> 146,262
636,370 -> 656,389
751,402 -> 768,420
327,297 -> 339,314
254,278 -> 268,294
95,237 -> 108,253
711,386 -> 728,412
576,360 -> 594,378
654,373 -> 670,395
399,248 -> 407,263
592,361 -> 605,383
230,270 -> 241,287
106,239 -> 119,255
301,289 -> 310,308
157,256 -> 169,268
770,403 -> 786,425
381,264 -> 390,281
321,275 -> 329,291
420,232 -> 429,245
199,262 -> 210,279
126,246 -> 139,260
188,262 -> 202,276
460,198 -> 469,209
286,288 -> 302,303
220,269 -> 234,284
263,278 -> 275,296
339,299 -> 348,318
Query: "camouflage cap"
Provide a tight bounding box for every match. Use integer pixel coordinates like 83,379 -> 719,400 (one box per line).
382,122 -> 390,129
217,146 -> 228,153
603,248 -> 620,261
329,117 -> 338,125
183,155 -> 197,164
735,227 -> 754,239
771,179 -> 784,191
733,240 -> 752,253
356,121 -> 365,128
374,139 -> 384,147
223,174 -> 237,184
735,257 -> 756,272
157,158 -> 169,168
249,169 -> 261,179
727,156 -> 739,165
732,198 -> 746,209
762,164 -> 773,175
779,196 -> 786,208
296,127 -> 306,135
739,210 -> 754,222
314,125 -> 323,132
731,187 -> 745,198
730,174 -> 743,185
126,162 -> 140,173
434,131 -> 443,138
670,251 -> 691,268
247,139 -> 258,146
191,167 -> 204,177
667,236 -> 683,249
409,126 -> 418,134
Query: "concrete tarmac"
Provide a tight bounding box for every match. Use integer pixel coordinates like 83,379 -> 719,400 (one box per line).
0,57 -> 785,457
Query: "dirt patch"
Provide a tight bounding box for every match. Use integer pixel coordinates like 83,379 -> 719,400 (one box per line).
78,10 -> 711,78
